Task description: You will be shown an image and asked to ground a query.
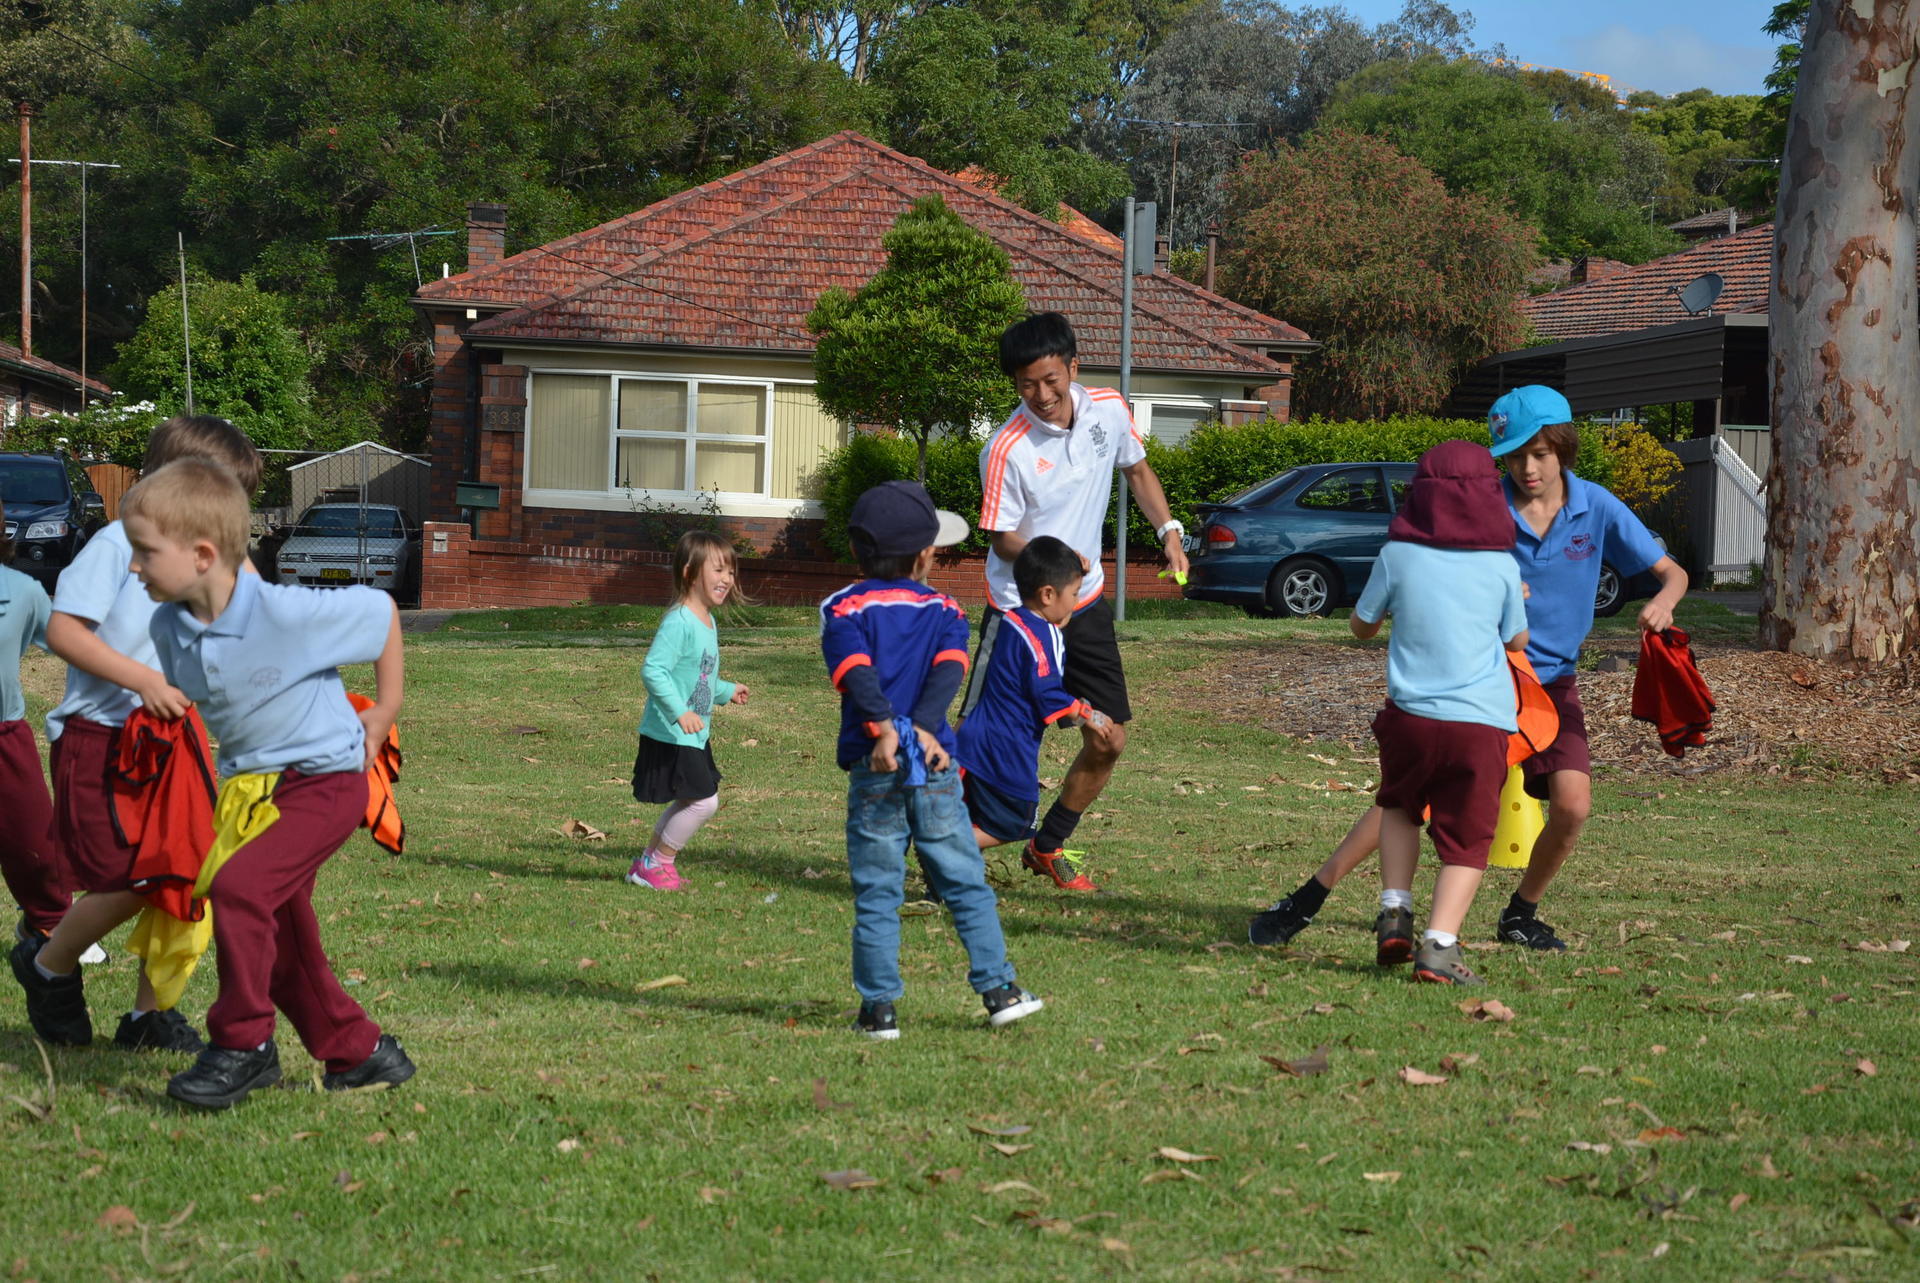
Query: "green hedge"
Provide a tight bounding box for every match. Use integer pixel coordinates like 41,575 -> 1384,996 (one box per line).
812,415 -> 1621,560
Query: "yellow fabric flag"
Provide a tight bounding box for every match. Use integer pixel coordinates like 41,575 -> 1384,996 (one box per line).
126,772 -> 282,1010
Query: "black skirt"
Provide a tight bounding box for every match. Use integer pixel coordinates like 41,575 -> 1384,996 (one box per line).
632,736 -> 723,804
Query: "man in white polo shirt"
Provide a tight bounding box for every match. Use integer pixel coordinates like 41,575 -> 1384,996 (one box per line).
961,312 -> 1189,892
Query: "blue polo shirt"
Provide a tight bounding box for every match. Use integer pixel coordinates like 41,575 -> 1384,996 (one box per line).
955,605 -> 1086,802
150,573 -> 393,777
1,566 -> 52,724
45,522 -> 160,741
1507,472 -> 1665,683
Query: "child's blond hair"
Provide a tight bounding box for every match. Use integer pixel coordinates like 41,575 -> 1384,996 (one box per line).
143,414 -> 263,496
121,458 -> 252,567
670,530 -> 753,607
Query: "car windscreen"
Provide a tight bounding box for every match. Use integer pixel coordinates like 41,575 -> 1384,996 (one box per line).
296,508 -> 404,537
1216,469 -> 1301,507
0,461 -> 68,507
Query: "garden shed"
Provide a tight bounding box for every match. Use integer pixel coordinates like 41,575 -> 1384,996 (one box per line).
287,441 -> 431,522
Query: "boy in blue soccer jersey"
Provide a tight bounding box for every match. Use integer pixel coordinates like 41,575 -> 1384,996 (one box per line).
820,482 -> 1042,1041
956,536 -> 1117,852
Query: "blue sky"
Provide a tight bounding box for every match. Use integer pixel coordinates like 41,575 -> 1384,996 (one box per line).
1338,0 -> 1783,97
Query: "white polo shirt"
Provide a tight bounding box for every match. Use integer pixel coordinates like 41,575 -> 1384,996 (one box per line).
45,521 -> 160,741
978,383 -> 1145,611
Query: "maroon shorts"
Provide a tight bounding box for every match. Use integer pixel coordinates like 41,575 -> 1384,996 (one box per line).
1372,703 -> 1508,870
1521,675 -> 1591,799
0,719 -> 69,934
49,717 -> 137,893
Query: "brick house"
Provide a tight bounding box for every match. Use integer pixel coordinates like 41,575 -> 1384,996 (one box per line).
410,131 -> 1312,608
0,340 -> 109,436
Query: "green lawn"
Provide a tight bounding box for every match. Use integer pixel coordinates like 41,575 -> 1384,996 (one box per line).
6,602 -> 1915,1281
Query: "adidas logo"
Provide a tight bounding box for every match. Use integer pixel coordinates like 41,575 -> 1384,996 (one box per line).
1036,458 -> 1054,474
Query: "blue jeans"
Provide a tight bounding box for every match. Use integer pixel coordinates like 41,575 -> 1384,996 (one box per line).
844,762 -> 1016,1003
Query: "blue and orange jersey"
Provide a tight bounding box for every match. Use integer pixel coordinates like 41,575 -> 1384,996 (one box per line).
955,605 -> 1086,804
820,578 -> 972,769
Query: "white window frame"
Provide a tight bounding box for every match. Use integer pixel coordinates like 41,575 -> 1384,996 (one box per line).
1129,396 -> 1218,445
524,368 -> 811,517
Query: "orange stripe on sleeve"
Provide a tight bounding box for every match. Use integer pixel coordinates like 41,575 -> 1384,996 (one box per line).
830,653 -> 872,691
1043,700 -> 1088,726
932,648 -> 971,671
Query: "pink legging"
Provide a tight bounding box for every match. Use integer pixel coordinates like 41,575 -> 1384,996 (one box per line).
650,794 -> 719,855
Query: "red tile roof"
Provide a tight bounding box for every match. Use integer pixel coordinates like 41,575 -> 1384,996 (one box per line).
1518,224 -> 1772,341
417,132 -> 1308,378
0,340 -> 110,396
950,166 -> 1124,251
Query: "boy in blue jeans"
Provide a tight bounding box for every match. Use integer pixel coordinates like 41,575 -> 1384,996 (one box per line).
820,482 -> 1042,1040
956,536 -> 1116,852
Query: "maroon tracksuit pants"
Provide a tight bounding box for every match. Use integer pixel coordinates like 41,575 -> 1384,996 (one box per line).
0,719 -> 70,936
206,768 -> 380,1072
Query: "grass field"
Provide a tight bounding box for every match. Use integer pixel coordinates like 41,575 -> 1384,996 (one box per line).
5,600 -> 1916,1282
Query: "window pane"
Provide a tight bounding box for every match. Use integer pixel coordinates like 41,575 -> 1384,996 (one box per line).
697,384 -> 764,436
528,374 -> 609,490
619,380 -> 687,433
695,441 -> 763,493
1147,403 -> 1212,447
617,438 -> 684,491
1297,468 -> 1387,513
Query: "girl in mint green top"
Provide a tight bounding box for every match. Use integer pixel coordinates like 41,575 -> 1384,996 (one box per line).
627,532 -> 751,890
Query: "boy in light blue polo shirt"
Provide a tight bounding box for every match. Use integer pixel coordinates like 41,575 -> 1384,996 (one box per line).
120,458 -> 413,1110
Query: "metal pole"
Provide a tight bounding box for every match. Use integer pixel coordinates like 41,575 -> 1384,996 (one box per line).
17,103 -> 31,357
79,163 -> 88,399
178,232 -> 194,414
1167,129 -> 1179,249
1116,197 -> 1134,623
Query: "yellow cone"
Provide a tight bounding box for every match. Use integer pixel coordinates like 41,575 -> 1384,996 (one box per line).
1488,764 -> 1543,868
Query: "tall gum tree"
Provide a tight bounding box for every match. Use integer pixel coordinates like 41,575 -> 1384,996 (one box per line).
1763,0 -> 1920,663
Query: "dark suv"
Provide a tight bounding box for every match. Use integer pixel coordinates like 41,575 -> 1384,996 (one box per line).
0,452 -> 108,588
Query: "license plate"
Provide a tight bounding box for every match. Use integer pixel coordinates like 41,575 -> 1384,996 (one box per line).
1182,533 -> 1201,554
319,567 -> 352,581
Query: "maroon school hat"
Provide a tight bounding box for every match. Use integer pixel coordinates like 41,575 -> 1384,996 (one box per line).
1386,439 -> 1514,552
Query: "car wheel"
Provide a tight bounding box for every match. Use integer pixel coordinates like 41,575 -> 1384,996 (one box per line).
1594,563 -> 1625,617
1267,557 -> 1339,618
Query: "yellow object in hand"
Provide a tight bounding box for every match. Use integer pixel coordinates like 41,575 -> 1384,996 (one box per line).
1159,569 -> 1188,586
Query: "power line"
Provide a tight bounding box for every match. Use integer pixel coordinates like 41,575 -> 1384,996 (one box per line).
42,23 -> 238,149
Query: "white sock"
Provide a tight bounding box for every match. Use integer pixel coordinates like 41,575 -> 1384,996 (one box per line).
1424,929 -> 1458,948
1380,889 -> 1413,911
124,1009 -> 148,1022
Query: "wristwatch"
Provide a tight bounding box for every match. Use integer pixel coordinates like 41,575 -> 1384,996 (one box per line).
1156,519 -> 1185,541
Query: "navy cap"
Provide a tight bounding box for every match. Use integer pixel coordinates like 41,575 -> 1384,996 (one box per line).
848,481 -> 969,559
1488,385 -> 1572,458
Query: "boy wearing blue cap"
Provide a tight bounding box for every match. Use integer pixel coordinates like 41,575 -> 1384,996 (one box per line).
1250,386 -> 1686,953
820,482 -> 1042,1040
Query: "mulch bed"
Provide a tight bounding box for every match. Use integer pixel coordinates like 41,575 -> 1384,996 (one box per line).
1205,640 -> 1920,784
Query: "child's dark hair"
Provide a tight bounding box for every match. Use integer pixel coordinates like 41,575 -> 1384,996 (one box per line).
1538,423 -> 1580,472
144,414 -> 263,496
856,548 -> 922,581
1014,535 -> 1082,603
999,312 -> 1077,376
671,529 -> 753,606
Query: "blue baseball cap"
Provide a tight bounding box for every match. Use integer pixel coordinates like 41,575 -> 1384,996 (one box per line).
1487,385 -> 1572,458
848,480 -> 969,558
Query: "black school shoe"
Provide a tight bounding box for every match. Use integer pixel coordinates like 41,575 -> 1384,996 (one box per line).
115,1009 -> 208,1053
9,938 -> 92,1046
1374,907 -> 1416,966
168,1040 -> 283,1110
1249,894 -> 1315,947
1498,908 -> 1568,951
324,1033 -> 417,1092
981,983 -> 1043,1028
854,1001 -> 900,1041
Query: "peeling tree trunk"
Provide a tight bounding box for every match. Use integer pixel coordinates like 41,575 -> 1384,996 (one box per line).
1763,0 -> 1920,664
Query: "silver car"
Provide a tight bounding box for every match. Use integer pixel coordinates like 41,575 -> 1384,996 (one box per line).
274,502 -> 419,600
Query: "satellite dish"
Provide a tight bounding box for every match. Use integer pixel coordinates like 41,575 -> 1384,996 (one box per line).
1673,272 -> 1725,316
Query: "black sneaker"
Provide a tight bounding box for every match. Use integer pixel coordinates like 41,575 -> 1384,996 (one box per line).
854,1001 -> 900,1041
981,982 -> 1043,1028
1374,907 -> 1415,966
167,1041 -> 283,1110
115,1009 -> 208,1053
1249,894 -> 1315,946
324,1033 -> 416,1092
1498,909 -> 1568,951
9,938 -> 92,1046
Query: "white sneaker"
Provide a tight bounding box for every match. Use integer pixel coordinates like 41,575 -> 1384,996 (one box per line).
79,942 -> 110,966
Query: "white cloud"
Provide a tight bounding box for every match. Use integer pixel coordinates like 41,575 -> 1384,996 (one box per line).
1557,24 -> 1776,97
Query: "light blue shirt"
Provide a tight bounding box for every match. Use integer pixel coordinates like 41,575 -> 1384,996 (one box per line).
637,605 -> 736,749
150,573 -> 393,777
0,566 -> 52,724
1355,540 -> 1528,731
45,522 -> 160,740
1506,472 -> 1665,683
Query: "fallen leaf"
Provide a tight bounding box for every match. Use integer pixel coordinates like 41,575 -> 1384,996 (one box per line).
1260,1042 -> 1331,1077
557,818 -> 606,841
575,957 -> 596,969
811,1078 -> 853,1112
1362,1171 -> 1402,1183
741,738 -> 759,748
1101,1237 -> 1132,1253
97,1206 -> 139,1231
1595,966 -> 1624,977
1759,1154 -> 1784,1179
967,1123 -> 1034,1138
1140,1168 -> 1203,1184
925,1167 -> 964,1186
1439,1053 -> 1480,1073
1854,1058 -> 1878,1078
989,1142 -> 1033,1157
1637,1127 -> 1687,1143
1784,955 -> 1813,965
1459,998 -> 1516,1023
1153,1147 -> 1217,1163
556,1138 -> 581,1153
820,1170 -> 880,1192
1729,1192 -> 1751,1211
1566,1141 -> 1613,1155
982,1180 -> 1045,1198
1650,1242 -> 1670,1259
509,725 -> 544,735
634,975 -> 688,992
698,1186 -> 732,1203
1398,1066 -> 1448,1087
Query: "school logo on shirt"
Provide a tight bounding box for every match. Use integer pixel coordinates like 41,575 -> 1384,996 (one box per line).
249,666 -> 282,690
1564,534 -> 1596,561
1035,457 -> 1054,474
1085,420 -> 1108,453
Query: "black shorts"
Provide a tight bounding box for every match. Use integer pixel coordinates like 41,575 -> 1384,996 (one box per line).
962,597 -> 1132,725
962,769 -> 1039,845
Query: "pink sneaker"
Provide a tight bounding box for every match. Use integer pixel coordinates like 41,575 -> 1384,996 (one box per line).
625,855 -> 682,890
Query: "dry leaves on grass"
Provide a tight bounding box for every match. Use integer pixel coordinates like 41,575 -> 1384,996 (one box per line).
1153,1147 -> 1217,1163
811,1079 -> 853,1112
967,1123 -> 1033,1137
820,1170 -> 881,1192
1460,998 -> 1516,1023
1398,1066 -> 1448,1087
1261,1043 -> 1331,1077
556,818 -> 606,841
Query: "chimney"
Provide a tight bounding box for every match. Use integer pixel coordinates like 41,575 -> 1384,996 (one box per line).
1204,222 -> 1220,293
1153,235 -> 1170,274
466,201 -> 506,272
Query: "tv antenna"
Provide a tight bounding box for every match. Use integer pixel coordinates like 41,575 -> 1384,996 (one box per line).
1672,272 -> 1724,316
326,225 -> 458,287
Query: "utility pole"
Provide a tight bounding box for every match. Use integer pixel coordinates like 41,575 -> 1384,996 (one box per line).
1115,198 -> 1156,622
16,102 -> 31,356
7,157 -> 123,397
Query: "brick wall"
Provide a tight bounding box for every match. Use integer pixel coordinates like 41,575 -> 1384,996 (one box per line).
422,522 -> 1184,611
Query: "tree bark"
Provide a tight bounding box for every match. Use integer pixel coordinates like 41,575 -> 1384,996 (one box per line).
1763,0 -> 1920,663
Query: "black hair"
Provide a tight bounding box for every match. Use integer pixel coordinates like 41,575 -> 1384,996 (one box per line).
855,546 -> 922,580
1014,535 -> 1082,602
999,311 -> 1077,376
